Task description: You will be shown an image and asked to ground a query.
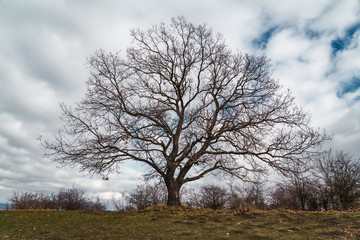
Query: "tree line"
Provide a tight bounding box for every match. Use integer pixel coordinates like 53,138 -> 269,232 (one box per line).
8,149 -> 359,211
274,150 -> 360,211
114,150 -> 360,211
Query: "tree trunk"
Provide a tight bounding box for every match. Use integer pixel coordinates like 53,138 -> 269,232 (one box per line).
165,180 -> 182,206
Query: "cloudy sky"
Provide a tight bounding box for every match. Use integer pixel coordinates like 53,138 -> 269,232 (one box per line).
1,0 -> 359,203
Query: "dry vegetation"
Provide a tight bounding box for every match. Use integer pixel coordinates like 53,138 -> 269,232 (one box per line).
1,206 -> 359,239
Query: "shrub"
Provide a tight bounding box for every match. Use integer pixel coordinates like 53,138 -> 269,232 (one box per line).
128,183 -> 166,210
9,187 -> 106,210
185,184 -> 228,210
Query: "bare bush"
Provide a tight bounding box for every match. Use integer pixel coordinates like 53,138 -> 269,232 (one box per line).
9,188 -> 106,210
88,196 -> 107,211
269,175 -> 322,211
228,179 -> 267,210
128,183 -> 167,210
186,184 -> 228,210
227,188 -> 243,210
10,191 -> 56,210
57,188 -> 89,210
112,194 -> 135,211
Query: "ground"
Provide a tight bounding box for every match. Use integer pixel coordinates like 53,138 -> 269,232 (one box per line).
0,206 -> 359,239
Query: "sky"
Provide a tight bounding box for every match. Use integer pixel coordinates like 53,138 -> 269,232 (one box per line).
0,0 -> 360,204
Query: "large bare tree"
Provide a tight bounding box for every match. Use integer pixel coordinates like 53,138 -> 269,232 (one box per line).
42,17 -> 329,206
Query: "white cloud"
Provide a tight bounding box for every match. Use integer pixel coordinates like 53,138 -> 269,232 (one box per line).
262,0 -> 331,22
334,40 -> 360,74
250,0 -> 360,160
267,29 -> 311,61
311,0 -> 360,33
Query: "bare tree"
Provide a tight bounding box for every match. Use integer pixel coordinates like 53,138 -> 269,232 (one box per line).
317,150 -> 360,210
269,150 -> 360,211
270,171 -> 321,211
287,170 -> 313,211
314,182 -> 331,211
41,17 -> 329,206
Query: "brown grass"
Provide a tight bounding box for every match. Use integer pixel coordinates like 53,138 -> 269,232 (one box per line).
0,207 -> 359,239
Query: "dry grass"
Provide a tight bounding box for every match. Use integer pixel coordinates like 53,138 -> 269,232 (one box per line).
0,207 -> 359,239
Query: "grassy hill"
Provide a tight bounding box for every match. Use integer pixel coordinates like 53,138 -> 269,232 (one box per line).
0,206 -> 359,239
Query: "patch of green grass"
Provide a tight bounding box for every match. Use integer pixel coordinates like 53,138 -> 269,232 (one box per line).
0,207 -> 359,239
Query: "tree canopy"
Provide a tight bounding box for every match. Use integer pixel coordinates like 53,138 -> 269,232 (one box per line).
42,17 -> 329,206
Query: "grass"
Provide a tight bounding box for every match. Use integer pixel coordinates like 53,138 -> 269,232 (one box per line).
0,206 -> 359,239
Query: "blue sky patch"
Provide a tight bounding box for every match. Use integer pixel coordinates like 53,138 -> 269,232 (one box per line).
337,76 -> 360,98
331,22 -> 360,57
252,26 -> 282,49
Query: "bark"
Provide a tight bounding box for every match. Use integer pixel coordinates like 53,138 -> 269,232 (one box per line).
165,180 -> 182,206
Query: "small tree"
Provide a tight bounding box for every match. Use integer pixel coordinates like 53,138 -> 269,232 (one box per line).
42,17 -> 329,206
270,183 -> 299,210
317,150 -> 360,210
288,171 -> 313,211
315,182 -> 331,211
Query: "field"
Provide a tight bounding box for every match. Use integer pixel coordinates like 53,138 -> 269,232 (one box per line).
0,207 -> 359,239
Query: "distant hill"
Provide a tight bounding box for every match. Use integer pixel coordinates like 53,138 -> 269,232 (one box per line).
0,203 -> 11,210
